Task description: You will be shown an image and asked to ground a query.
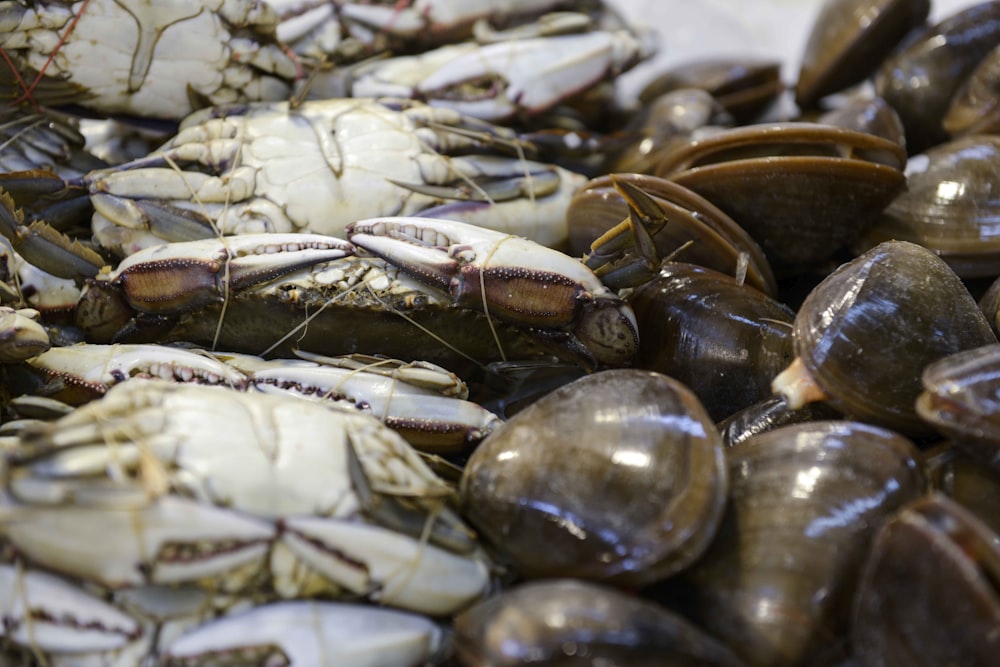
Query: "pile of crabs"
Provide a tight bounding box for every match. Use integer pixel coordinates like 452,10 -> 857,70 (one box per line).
0,0 -> 999,664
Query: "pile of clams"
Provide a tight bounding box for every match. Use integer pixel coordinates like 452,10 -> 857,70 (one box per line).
3,0 -> 1000,665
449,0 -> 1000,664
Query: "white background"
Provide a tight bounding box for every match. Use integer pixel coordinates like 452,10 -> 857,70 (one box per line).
607,0 -> 986,108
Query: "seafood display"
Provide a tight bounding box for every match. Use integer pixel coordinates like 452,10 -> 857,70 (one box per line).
1,0 -> 999,664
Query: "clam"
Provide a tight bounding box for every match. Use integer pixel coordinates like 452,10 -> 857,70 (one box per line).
772,240 -> 998,436
716,395 -> 842,449
818,95 -> 906,149
566,173 -> 777,296
652,122 -> 907,271
459,369 -> 728,586
638,58 -> 783,124
874,0 -> 1000,153
452,579 -> 746,666
924,443 -> 1000,537
944,43 -> 1000,136
795,0 -> 930,110
628,262 -> 795,422
851,134 -> 1000,278
664,421 -> 925,667
852,493 -> 1000,666
917,343 -> 1000,469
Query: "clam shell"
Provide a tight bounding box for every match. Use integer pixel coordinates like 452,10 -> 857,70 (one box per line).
917,343 -> 1000,469
852,135 -> 1000,278
669,421 -> 925,667
566,173 -> 777,296
852,493 -> 1000,666
459,369 -> 728,586
654,123 -> 907,270
791,240 -> 997,434
796,0 -> 930,110
452,579 -> 746,666
944,43 -> 1000,136
628,262 -> 794,422
875,1 -> 1000,153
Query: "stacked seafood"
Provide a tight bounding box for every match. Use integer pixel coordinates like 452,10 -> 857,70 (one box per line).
0,0 -> 999,664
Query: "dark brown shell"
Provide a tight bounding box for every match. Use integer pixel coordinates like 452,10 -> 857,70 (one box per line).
852,493 -> 1000,666
566,173 -> 777,296
790,240 -> 998,435
917,343 -> 1000,469
459,369 -> 728,587
924,443 -> 1000,536
875,1 -> 1000,153
639,58 -> 783,124
668,421 -> 925,667
944,42 -> 1000,136
818,95 -> 907,149
716,395 -> 843,449
452,579 -> 746,666
653,123 -> 907,270
796,0 -> 930,110
628,262 -> 795,422
852,135 -> 1000,278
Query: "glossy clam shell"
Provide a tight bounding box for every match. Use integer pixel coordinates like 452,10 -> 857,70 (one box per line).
452,579 -> 746,667
818,95 -> 906,149
944,43 -> 1000,136
924,443 -> 1000,536
459,369 -> 728,587
796,0 -> 930,110
628,262 -> 795,422
668,421 -> 924,667
852,493 -> 1000,666
566,173 -> 777,296
852,135 -> 1000,278
639,58 -> 783,123
716,395 -> 843,449
654,123 -> 907,269
917,343 -> 1000,469
793,240 -> 997,435
875,1 -> 1000,153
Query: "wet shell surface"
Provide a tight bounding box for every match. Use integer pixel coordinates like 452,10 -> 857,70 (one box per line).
667,420 -> 925,667
459,369 -> 728,587
778,240 -> 998,434
452,579 -> 746,666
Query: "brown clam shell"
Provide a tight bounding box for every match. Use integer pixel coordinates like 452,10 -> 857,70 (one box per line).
924,443 -> 1000,537
459,369 -> 728,587
917,343 -> 1000,470
566,173 -> 777,296
944,43 -> 1000,136
653,123 -> 907,270
668,421 -> 925,667
875,1 -> 1000,153
818,95 -> 907,149
452,579 -> 746,667
852,493 -> 1000,666
796,0 -> 930,110
852,134 -> 1000,278
787,240 -> 998,435
628,262 -> 795,422
639,58 -> 783,124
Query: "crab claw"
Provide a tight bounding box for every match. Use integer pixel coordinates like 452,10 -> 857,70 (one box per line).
1,496 -> 274,591
0,306 -> 51,362
351,28 -> 649,121
347,217 -> 638,368
76,234 -> 354,342
163,600 -> 443,666
0,563 -> 141,654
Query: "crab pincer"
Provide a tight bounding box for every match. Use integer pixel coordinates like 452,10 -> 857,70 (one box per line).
346,217 -> 638,368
